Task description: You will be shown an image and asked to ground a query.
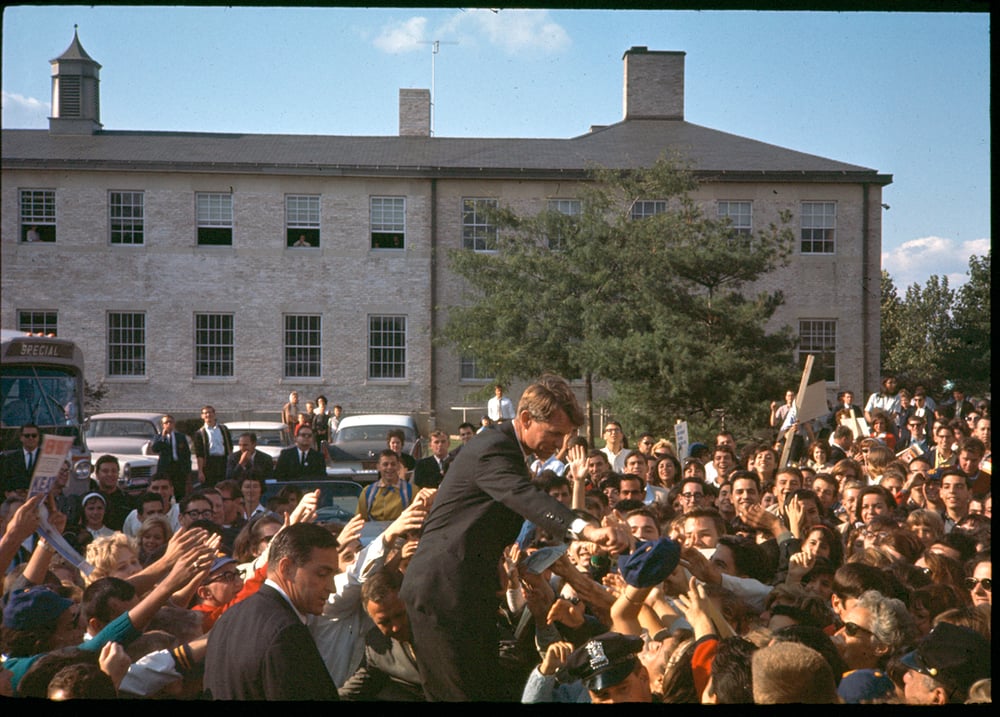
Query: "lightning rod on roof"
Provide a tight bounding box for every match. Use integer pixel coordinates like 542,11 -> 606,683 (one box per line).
417,39 -> 458,136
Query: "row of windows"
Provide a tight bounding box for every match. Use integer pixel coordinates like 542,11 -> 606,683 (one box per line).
18,191 -> 406,250
17,311 -> 408,381
17,189 -> 839,254
18,311 -> 837,383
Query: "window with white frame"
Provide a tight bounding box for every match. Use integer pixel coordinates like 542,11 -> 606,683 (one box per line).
18,311 -> 57,336
368,315 -> 407,380
630,200 -> 667,220
462,198 -> 498,252
800,202 -> 836,254
286,195 -> 320,248
195,313 -> 234,377
371,196 -> 406,249
110,191 -> 145,245
20,189 -> 56,242
284,315 -> 322,378
196,192 -> 233,246
799,319 -> 837,383
546,199 -> 581,250
107,312 -> 146,377
717,201 -> 753,237
459,356 -> 494,381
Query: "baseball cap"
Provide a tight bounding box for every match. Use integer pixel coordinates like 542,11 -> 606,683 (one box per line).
2,585 -> 75,630
617,538 -> 681,588
837,669 -> 896,703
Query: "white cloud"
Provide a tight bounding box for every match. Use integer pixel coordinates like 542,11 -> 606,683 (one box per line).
1,91 -> 50,128
882,235 -> 989,290
373,16 -> 428,53
440,8 -> 570,55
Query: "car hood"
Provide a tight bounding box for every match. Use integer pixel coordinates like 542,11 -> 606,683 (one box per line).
86,436 -> 154,456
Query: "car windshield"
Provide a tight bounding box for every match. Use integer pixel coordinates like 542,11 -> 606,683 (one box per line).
337,425 -> 414,443
85,420 -> 157,439
255,430 -> 287,447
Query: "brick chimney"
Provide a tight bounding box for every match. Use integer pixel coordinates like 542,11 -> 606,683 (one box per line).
622,46 -> 685,121
399,89 -> 431,137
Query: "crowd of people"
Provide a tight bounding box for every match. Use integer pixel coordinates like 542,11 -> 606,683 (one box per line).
0,374 -> 991,703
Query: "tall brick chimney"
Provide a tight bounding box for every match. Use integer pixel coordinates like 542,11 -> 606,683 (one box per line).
622,46 -> 685,121
399,89 -> 431,137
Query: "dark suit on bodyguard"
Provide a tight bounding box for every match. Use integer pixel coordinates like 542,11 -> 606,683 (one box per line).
204,583 -> 338,701
398,421 -> 578,701
150,429 -> 192,498
274,446 -> 326,481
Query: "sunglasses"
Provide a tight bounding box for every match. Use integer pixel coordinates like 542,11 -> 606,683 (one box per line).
843,621 -> 874,638
964,577 -> 992,592
22,433 -> 39,438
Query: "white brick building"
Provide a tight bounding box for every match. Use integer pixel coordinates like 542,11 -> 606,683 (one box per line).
2,36 -> 890,432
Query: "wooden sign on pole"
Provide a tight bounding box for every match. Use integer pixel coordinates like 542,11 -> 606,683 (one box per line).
779,354 -> 814,468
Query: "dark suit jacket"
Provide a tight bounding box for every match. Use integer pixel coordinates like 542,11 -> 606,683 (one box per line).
412,455 -> 446,489
225,449 -> 274,483
1,448 -> 35,493
150,430 -> 192,479
204,584 -> 338,701
338,626 -> 425,701
190,424 -> 233,460
274,446 -> 326,481
828,444 -> 848,465
399,421 -> 578,700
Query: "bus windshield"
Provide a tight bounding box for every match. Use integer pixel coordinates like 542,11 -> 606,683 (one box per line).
1,366 -> 81,428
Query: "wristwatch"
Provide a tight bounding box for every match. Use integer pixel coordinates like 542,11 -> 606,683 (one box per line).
568,517 -> 590,541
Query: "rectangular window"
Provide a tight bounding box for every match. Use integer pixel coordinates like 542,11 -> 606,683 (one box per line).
284,315 -> 322,378
460,356 -> 494,381
196,193 -> 233,246
630,200 -> 667,220
547,199 -> 581,250
800,202 -> 836,254
195,313 -> 234,377
462,198 -> 498,252
286,195 -> 320,248
368,315 -> 407,380
20,189 -> 56,242
17,311 -> 57,336
371,196 -> 406,249
110,191 -> 145,245
717,200 -> 752,236
107,312 -> 146,377
799,319 -> 837,383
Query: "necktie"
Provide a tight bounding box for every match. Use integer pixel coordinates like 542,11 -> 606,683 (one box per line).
26,451 -> 34,475
171,433 -> 178,460
300,451 -> 306,465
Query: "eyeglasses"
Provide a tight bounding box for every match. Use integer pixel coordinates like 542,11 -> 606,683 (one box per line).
964,577 -> 992,592
21,433 -> 39,439
604,427 -> 621,434
843,621 -> 874,638
206,570 -> 241,585
185,509 -> 214,520
681,492 -> 704,500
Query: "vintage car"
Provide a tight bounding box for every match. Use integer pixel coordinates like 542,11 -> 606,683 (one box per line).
82,412 -> 169,493
325,413 -> 424,482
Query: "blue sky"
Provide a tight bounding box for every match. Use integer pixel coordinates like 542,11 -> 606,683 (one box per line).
2,6 -> 989,290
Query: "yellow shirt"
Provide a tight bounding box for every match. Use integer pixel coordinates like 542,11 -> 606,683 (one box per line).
357,480 -> 411,521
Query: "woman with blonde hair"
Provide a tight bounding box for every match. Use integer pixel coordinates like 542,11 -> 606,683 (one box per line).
135,514 -> 173,567
84,532 -> 142,585
905,509 -> 945,549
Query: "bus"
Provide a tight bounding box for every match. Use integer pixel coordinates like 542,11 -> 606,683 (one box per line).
1,329 -> 92,493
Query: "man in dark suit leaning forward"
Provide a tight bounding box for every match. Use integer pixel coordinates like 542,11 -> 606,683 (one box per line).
399,374 -> 630,701
204,522 -> 340,700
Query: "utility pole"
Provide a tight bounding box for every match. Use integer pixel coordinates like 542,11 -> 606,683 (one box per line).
417,39 -> 457,136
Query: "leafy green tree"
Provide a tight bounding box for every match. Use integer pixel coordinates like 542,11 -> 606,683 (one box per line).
946,250 -> 991,396
881,273 -> 957,390
441,157 -> 800,443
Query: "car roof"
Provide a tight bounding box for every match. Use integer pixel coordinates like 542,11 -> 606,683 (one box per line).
86,412 -> 166,421
225,421 -> 288,430
336,414 -> 417,428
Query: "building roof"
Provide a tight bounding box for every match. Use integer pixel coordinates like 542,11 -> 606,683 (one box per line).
1,119 -> 890,184
50,28 -> 100,66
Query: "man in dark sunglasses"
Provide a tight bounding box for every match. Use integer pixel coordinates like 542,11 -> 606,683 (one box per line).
1,423 -> 42,498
